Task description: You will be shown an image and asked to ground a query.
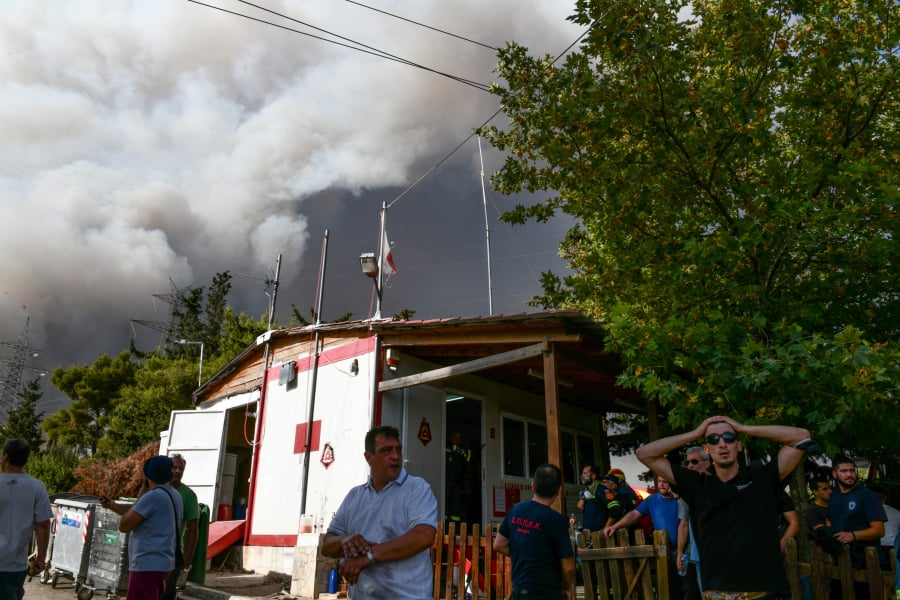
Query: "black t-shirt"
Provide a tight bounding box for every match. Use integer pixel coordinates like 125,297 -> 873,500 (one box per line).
670,459 -> 789,594
804,502 -> 830,532
499,500 -> 575,595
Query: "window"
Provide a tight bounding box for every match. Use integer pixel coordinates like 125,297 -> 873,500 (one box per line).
527,422 -> 547,476
502,415 -> 599,482
562,431 -> 576,484
502,418 -> 525,478
577,434 -> 596,471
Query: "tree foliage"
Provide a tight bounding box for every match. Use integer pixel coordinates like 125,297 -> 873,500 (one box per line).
483,0 -> 899,456
26,445 -> 81,495
1,377 -> 45,450
43,272 -> 269,459
43,351 -> 136,454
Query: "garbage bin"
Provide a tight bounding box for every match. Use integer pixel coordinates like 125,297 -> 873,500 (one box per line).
46,496 -> 99,590
188,503 -> 210,584
81,505 -> 131,600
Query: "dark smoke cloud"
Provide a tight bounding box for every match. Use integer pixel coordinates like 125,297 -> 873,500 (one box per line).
0,1 -> 579,413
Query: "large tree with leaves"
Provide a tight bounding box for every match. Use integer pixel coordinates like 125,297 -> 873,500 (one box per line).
43,351 -> 136,454
484,0 -> 898,456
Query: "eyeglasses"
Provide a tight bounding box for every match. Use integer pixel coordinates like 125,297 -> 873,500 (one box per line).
684,458 -> 706,466
705,432 -> 737,445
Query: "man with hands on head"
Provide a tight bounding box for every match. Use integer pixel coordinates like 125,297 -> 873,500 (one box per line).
322,425 -> 438,600
636,415 -> 811,598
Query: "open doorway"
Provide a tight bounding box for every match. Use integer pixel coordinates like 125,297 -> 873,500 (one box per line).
445,393 -> 482,526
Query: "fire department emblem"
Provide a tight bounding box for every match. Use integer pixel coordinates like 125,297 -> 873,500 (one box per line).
418,418 -> 432,446
320,442 -> 335,468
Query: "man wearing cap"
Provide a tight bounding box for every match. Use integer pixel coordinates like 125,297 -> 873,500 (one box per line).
636,416 -> 811,598
101,455 -> 184,600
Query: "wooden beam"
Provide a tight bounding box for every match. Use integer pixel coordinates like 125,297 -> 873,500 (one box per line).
379,332 -> 581,347
378,343 -> 544,392
543,341 -> 565,514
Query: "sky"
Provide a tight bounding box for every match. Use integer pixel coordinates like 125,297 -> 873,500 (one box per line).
0,1 -> 583,414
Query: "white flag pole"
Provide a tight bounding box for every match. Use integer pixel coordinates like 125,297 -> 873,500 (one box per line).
375,201 -> 387,319
478,136 -> 494,315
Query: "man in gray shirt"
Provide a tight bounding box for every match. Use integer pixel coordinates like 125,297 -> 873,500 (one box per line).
0,438 -> 53,599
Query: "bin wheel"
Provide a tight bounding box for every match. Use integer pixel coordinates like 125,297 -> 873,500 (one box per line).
76,587 -> 93,600
50,572 -> 59,588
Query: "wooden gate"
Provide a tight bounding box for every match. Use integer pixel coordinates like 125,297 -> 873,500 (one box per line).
577,529 -> 670,600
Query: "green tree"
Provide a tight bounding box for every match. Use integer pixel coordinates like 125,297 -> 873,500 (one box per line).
204,271 -> 232,355
1,377 -> 44,450
26,445 -> 81,495
43,351 -> 136,454
98,356 -> 198,457
484,0 -> 899,455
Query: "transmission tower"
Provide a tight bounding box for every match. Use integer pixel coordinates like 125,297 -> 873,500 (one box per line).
130,279 -> 187,350
0,316 -> 46,423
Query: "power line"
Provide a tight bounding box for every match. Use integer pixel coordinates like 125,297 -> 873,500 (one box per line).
344,0 -> 498,51
185,0 -> 490,92
387,21 -> 598,209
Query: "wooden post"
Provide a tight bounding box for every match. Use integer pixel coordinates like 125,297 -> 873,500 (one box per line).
542,341 -> 565,513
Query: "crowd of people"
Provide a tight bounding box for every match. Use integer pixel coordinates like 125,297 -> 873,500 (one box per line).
0,437 -> 201,600
5,415 -> 898,600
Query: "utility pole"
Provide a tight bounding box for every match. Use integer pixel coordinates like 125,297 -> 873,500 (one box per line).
0,316 -> 45,423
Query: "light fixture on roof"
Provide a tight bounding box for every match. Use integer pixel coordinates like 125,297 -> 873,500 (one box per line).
359,253 -> 378,278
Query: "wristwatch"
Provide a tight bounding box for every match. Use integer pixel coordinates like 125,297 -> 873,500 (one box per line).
366,549 -> 376,563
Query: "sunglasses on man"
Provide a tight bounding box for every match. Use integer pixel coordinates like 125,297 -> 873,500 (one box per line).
705,432 -> 737,445
684,458 -> 706,466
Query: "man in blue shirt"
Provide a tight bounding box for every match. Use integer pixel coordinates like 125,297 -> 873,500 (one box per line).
323,426 -> 438,600
102,455 -> 184,600
829,454 -> 886,579
494,464 -> 576,600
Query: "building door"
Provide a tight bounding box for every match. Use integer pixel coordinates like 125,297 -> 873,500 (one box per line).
165,409 -> 228,518
402,385 -> 444,504
446,394 -> 483,526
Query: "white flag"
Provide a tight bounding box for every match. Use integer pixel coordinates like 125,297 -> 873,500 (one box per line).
380,229 -> 397,275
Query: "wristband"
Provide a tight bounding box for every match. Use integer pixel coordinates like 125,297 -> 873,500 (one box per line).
366,549 -> 376,563
851,532 -> 856,541
792,438 -> 822,454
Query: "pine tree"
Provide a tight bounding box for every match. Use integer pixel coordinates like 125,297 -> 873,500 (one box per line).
2,376 -> 45,450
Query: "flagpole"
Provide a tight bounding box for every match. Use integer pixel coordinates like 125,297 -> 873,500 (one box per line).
375,201 -> 387,319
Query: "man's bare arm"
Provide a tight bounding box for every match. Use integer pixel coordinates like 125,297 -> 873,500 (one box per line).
723,419 -> 810,480
834,520 -> 885,544
183,519 -> 199,566
34,520 -> 51,571
369,524 -> 436,562
676,519 -> 688,557
561,556 -> 576,600
603,509 -> 641,537
780,511 -> 800,551
636,416 -> 722,483
493,532 -> 510,556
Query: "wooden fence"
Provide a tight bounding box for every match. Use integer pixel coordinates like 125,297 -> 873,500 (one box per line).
431,522 -> 511,600
429,524 -> 898,600
576,529 -> 671,600
783,537 -> 896,600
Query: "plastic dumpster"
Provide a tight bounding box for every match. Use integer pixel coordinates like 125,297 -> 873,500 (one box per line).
80,505 -> 131,600
188,503 -> 210,584
45,496 -> 99,590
